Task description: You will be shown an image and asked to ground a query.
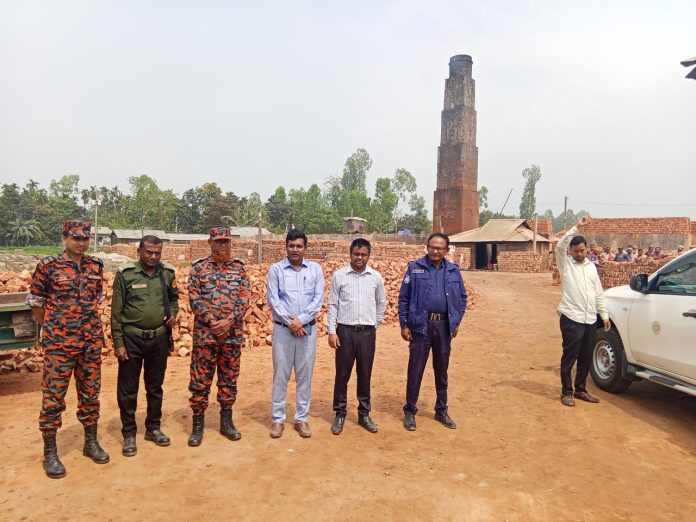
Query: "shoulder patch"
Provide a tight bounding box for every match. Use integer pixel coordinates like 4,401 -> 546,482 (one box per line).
39,254 -> 60,266
87,255 -> 104,267
161,261 -> 176,271
233,257 -> 245,265
118,262 -> 136,273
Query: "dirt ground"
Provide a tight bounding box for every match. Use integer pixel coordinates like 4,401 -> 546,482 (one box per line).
2,271 -> 696,521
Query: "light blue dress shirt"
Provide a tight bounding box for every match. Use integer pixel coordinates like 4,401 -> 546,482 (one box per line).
267,257 -> 325,327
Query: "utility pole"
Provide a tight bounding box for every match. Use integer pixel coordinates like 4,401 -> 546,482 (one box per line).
257,212 -> 263,264
533,212 -> 538,254
563,196 -> 568,232
497,189 -> 513,218
93,197 -> 100,254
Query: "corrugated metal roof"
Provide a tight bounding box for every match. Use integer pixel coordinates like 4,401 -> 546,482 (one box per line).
449,219 -> 550,243
166,233 -> 209,241
111,229 -> 167,239
230,227 -> 272,237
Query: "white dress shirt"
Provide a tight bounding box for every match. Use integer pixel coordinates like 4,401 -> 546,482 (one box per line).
557,226 -> 609,324
326,264 -> 387,334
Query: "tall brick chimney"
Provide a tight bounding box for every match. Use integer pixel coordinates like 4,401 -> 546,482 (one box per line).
433,54 -> 479,234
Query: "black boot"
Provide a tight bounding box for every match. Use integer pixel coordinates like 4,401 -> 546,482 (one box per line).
188,414 -> 205,447
219,409 -> 241,441
83,424 -> 110,464
42,432 -> 66,479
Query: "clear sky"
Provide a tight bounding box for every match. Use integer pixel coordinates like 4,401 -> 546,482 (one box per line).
1,0 -> 695,219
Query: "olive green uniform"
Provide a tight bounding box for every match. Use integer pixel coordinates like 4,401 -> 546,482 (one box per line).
110,261 -> 179,437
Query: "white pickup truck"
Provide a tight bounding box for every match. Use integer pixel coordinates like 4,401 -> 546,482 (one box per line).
591,248 -> 696,395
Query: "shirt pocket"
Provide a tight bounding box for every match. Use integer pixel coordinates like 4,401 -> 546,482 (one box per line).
130,286 -> 150,303
51,277 -> 76,300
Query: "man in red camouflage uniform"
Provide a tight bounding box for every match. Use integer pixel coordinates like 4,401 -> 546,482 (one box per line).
27,220 -> 110,479
187,227 -> 251,446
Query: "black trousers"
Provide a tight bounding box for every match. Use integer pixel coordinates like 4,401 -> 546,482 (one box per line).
404,319 -> 451,416
559,314 -> 596,396
332,324 -> 376,417
117,331 -> 170,437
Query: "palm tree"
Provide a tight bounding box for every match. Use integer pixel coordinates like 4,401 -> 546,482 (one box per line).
6,219 -> 41,247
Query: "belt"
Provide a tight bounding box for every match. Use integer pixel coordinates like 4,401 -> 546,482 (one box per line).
124,324 -> 168,339
274,319 -> 317,328
338,324 -> 375,331
427,313 -> 447,321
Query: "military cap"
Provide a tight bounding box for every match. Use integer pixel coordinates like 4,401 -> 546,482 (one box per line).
62,220 -> 92,238
209,227 -> 231,241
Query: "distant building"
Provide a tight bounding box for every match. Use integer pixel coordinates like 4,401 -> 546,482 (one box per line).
342,217 -> 366,234
110,229 -> 168,245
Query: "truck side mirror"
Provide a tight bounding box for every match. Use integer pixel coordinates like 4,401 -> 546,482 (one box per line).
629,273 -> 648,293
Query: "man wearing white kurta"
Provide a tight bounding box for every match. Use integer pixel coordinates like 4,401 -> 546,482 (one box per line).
556,216 -> 611,407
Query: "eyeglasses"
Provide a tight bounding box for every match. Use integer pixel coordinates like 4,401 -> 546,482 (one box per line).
427,246 -> 447,251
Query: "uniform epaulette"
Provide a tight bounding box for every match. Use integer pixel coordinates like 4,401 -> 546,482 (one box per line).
118,262 -> 137,273
161,261 -> 176,271
192,257 -> 208,266
88,254 -> 104,266
233,258 -> 245,265
38,254 -> 60,266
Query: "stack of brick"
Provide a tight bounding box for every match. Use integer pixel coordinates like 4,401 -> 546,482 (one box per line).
598,258 -> 673,289
0,270 -> 31,293
497,252 -> 543,272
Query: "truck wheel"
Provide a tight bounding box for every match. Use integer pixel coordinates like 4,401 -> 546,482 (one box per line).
590,329 -> 632,393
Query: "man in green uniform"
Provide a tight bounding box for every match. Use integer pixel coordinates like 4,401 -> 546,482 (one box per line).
111,235 -> 179,457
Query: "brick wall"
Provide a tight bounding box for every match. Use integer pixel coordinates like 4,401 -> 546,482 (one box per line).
525,218 -> 553,238
575,217 -> 691,252
551,257 -> 674,288
691,222 -> 696,247
497,251 -> 543,272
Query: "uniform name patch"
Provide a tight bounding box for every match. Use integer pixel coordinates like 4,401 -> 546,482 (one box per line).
88,275 -> 101,280
412,269 -> 425,274
132,284 -> 148,289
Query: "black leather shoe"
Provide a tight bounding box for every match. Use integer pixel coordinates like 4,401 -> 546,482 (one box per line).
219,409 -> 241,441
434,412 -> 457,429
144,429 -> 171,447
83,424 -> 110,464
358,415 -> 378,433
188,415 -> 205,447
403,413 -> 416,431
122,436 -> 137,457
331,415 -> 345,435
42,433 -> 66,479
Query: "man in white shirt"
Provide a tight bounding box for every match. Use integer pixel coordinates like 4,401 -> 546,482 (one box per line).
326,238 -> 386,435
556,216 -> 611,407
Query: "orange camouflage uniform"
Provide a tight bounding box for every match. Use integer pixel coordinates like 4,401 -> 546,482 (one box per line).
188,254 -> 251,415
28,251 -> 105,433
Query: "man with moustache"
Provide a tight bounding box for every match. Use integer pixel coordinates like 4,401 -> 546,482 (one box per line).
327,238 -> 386,435
111,235 -> 179,456
267,230 -> 325,439
27,220 -> 110,478
398,232 -> 468,432
187,227 -> 250,446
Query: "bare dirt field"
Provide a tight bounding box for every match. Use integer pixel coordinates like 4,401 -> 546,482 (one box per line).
2,271 -> 696,521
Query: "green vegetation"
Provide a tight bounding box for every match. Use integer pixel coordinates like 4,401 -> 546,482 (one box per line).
0,149 -> 433,245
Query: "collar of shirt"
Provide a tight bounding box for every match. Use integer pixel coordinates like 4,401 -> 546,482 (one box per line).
570,257 -> 591,266
346,264 -> 374,275
60,250 -> 91,266
281,257 -> 308,270
426,257 -> 445,270
134,260 -> 160,276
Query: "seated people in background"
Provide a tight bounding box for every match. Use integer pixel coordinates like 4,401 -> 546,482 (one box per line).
614,247 -> 628,262
646,245 -> 655,259
653,246 -> 666,260
625,247 -> 634,262
599,245 -> 613,262
635,248 -> 647,260
674,245 -> 685,257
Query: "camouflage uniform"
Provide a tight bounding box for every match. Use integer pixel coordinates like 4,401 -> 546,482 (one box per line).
188,228 -> 251,416
27,224 -> 105,434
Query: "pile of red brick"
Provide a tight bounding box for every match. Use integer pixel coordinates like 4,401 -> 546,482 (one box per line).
497,252 -> 543,273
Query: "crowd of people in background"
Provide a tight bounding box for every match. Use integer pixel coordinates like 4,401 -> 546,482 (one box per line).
587,244 -> 685,266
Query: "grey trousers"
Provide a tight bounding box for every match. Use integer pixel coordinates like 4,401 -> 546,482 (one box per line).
271,324 -> 317,423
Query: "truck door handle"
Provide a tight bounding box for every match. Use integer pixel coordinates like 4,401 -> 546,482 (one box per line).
683,311 -> 696,318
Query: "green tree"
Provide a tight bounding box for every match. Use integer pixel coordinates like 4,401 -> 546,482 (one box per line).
341,148 -> 372,193
370,178 -> 398,232
6,218 -> 41,246
519,165 -> 542,219
397,194 -> 432,233
265,186 -> 292,233
391,168 -> 417,232
478,185 -> 492,226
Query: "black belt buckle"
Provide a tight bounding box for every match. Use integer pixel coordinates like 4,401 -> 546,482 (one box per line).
428,313 -> 445,321
355,325 -> 367,331
142,329 -> 156,339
